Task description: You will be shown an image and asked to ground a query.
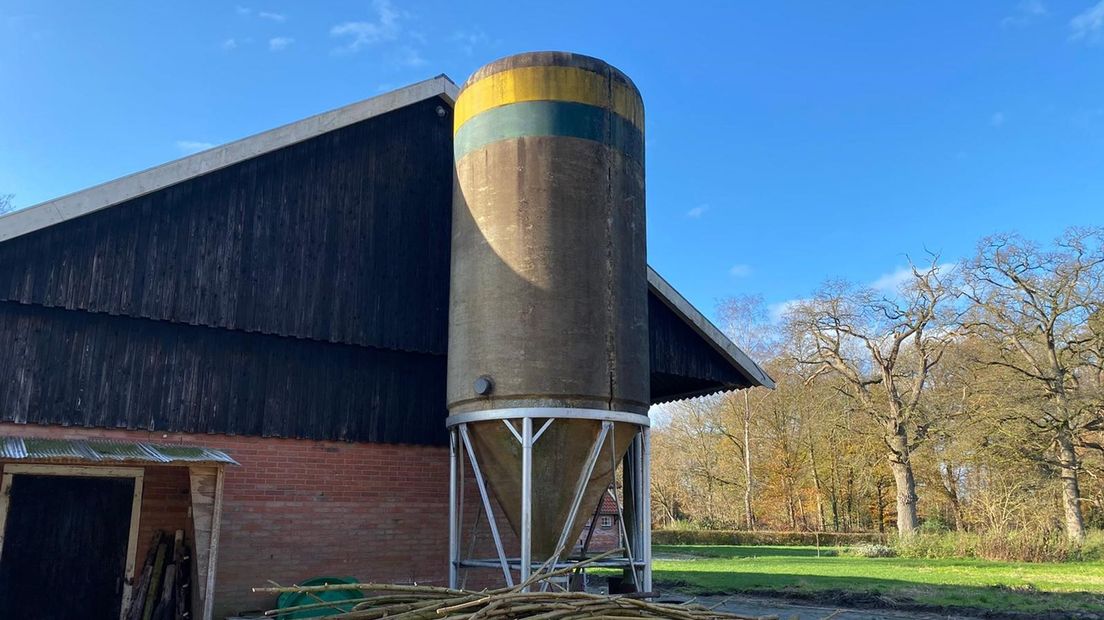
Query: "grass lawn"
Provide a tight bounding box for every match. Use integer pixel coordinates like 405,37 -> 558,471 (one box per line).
651,544 -> 1104,616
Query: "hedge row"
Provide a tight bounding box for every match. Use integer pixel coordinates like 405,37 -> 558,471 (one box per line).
652,529 -> 887,546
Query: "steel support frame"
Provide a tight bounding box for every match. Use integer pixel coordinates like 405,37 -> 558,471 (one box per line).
448,431 -> 460,589
447,409 -> 652,592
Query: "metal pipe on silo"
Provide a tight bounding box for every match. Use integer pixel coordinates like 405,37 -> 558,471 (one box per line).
445,51 -> 651,589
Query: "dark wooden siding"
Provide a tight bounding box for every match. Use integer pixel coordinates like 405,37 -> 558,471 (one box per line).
0,291 -> 742,443
648,294 -> 747,403
0,97 -> 454,355
0,301 -> 447,444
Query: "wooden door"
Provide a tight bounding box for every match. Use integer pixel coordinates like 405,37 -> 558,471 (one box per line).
0,474 -> 135,620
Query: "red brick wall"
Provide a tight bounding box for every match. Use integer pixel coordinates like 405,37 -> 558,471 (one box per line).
0,424 -> 455,618
214,436 -> 451,615
579,515 -> 621,552
0,424 -> 635,617
134,466 -> 192,571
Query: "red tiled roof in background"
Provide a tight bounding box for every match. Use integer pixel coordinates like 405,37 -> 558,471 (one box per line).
598,492 -> 620,515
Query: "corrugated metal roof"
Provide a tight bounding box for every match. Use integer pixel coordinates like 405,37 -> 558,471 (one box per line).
0,437 -> 237,465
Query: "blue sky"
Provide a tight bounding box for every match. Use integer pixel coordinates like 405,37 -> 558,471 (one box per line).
2,1 -> 1102,321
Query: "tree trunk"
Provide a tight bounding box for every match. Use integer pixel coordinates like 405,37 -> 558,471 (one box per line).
829,445 -> 841,531
887,458 -> 919,537
845,468 -> 855,531
940,462 -> 965,532
874,475 -> 887,535
889,458 -> 919,536
885,422 -> 920,537
742,390 -> 755,530
784,476 -> 798,529
1057,429 -> 1086,544
809,439 -> 826,531
706,474 -> 715,526
797,487 -> 809,530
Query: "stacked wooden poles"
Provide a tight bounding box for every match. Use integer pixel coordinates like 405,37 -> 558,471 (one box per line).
125,530 -> 192,620
254,551 -> 775,620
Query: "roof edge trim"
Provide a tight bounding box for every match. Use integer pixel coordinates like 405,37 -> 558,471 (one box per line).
647,267 -> 776,390
0,75 -> 460,244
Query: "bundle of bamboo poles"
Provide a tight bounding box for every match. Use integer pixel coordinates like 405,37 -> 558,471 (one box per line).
253,550 -> 776,620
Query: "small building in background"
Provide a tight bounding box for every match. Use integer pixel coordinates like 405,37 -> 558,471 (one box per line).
0,76 -> 772,619
576,492 -> 624,553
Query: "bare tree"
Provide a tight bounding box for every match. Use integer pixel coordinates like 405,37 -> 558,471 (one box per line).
718,294 -> 776,530
0,194 -> 13,215
962,228 -> 1104,543
786,259 -> 957,537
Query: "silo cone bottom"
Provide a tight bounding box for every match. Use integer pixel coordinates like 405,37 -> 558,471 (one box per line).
465,418 -> 638,562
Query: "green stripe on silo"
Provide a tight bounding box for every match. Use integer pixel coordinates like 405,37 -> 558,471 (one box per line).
455,100 -> 643,163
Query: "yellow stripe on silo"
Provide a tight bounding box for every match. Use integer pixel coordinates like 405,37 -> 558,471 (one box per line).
454,65 -> 644,133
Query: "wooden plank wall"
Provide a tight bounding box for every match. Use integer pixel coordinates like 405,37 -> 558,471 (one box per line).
0,98 -> 454,356
648,295 -> 747,402
0,98 -> 453,445
0,302 -> 448,444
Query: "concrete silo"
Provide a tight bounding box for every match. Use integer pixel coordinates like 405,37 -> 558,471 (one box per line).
446,52 -> 651,590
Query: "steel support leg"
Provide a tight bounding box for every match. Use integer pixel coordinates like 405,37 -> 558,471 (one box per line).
520,417 -> 533,589
449,429 -> 459,589
459,424 -> 514,587
624,433 -> 641,562
608,425 -> 639,591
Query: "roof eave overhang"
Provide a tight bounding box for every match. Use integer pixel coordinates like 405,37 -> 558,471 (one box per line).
647,267 -> 776,390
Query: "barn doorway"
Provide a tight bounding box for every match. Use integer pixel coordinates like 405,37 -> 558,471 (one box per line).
0,465 -> 143,620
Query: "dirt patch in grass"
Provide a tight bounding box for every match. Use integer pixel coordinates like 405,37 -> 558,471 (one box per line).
656,579 -> 1104,620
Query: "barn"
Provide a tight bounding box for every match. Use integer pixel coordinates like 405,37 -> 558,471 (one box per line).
0,74 -> 772,619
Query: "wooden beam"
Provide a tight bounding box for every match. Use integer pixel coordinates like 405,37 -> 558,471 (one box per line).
2,463 -> 143,478
188,465 -> 226,620
121,470 -> 145,620
0,472 -> 13,566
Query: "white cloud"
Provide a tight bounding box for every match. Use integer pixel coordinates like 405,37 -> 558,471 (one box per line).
451,29 -> 488,55
175,140 -> 215,153
990,111 -> 1006,127
1001,0 -> 1047,27
768,299 -> 806,323
268,36 -> 293,51
258,11 -> 286,22
870,266 -> 916,292
728,264 -> 752,278
235,5 -> 251,16
222,38 -> 238,51
331,0 -> 402,52
870,263 -> 956,293
686,205 -> 709,219
1071,1 -> 1104,42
